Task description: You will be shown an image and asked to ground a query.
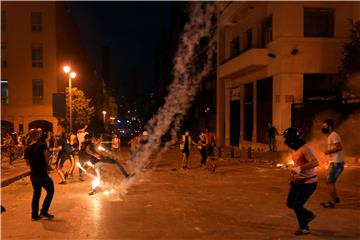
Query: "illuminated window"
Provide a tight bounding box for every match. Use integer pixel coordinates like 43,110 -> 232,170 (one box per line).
1,80 -> 8,104
32,43 -> 43,68
1,43 -> 7,68
32,79 -> 43,103
304,8 -> 334,38
31,12 -> 42,32
1,11 -> 6,32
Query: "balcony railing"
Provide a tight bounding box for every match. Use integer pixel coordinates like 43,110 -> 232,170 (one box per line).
220,44 -> 265,65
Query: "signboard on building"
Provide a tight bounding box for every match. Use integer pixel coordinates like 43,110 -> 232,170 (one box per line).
52,93 -> 66,118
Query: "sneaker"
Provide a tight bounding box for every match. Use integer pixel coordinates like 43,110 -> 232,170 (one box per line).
32,215 -> 42,221
88,190 -> 95,195
294,229 -> 310,235
40,212 -> 54,219
321,201 -> 336,208
58,180 -> 66,184
126,172 -> 136,179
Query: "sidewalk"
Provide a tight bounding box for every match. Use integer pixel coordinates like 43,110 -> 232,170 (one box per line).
1,158 -> 30,187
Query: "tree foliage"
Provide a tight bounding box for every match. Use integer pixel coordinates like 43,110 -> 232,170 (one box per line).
341,20 -> 360,75
59,87 -> 95,131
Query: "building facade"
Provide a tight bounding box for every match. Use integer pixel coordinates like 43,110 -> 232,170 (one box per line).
1,2 -> 99,134
216,1 -> 360,150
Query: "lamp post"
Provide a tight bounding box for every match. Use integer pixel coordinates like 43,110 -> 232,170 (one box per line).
102,111 -> 107,124
63,65 -> 76,132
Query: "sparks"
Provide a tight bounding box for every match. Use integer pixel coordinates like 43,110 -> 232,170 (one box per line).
92,177 -> 100,190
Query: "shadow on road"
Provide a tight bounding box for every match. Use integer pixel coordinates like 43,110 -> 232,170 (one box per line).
41,218 -> 76,233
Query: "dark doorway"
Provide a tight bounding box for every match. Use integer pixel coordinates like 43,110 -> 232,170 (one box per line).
257,77 -> 273,144
28,120 -> 53,133
230,100 -> 240,146
244,83 -> 253,141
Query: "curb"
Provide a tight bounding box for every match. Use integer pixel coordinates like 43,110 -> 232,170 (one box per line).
1,170 -> 30,187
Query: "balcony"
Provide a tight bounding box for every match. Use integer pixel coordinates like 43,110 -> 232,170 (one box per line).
218,46 -> 271,78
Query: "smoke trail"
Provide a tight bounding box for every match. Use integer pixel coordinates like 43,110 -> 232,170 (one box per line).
110,2 -> 225,192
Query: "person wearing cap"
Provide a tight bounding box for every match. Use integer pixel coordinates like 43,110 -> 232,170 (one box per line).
283,128 -> 319,236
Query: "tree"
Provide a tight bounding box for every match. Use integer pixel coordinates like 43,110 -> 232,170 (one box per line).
341,20 -> 360,75
340,20 -> 360,97
59,87 -> 95,132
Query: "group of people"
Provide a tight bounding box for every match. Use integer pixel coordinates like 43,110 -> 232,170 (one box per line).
17,118 -> 346,235
1,131 -> 27,165
282,119 -> 345,235
24,125 -> 134,221
179,128 -> 217,172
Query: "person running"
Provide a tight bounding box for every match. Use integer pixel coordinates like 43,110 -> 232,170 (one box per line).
197,130 -> 216,172
24,129 -> 54,221
80,134 -> 133,195
320,119 -> 345,208
283,128 -> 319,235
179,130 -> 196,170
68,130 -> 79,178
54,133 -> 72,184
77,125 -> 88,180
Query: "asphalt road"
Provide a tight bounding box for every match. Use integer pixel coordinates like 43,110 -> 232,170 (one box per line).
1,148 -> 359,239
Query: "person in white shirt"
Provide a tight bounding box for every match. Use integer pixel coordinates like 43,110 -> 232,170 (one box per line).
76,125 -> 88,181
111,134 -> 120,152
321,119 -> 344,208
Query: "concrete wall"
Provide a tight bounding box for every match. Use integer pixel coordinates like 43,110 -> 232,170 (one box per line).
1,2 -> 58,133
216,1 -> 359,150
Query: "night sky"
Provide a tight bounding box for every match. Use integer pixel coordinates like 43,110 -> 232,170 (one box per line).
67,2 -> 173,98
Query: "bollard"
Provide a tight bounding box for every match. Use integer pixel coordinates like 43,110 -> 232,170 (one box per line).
247,147 -> 252,159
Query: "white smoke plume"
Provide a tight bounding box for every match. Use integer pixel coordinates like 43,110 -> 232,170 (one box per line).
110,2 -> 226,194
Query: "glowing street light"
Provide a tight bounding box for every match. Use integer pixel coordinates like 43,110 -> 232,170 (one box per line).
63,65 -> 70,74
102,111 -> 107,124
63,65 -> 76,132
110,116 -> 115,124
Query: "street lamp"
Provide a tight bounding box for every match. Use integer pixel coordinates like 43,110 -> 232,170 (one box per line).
63,65 -> 76,132
110,116 -> 115,124
102,111 -> 107,124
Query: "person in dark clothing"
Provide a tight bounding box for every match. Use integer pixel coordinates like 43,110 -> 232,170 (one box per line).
179,130 -> 196,169
24,130 -> 54,221
283,128 -> 319,235
54,133 -> 72,184
267,122 -> 278,152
